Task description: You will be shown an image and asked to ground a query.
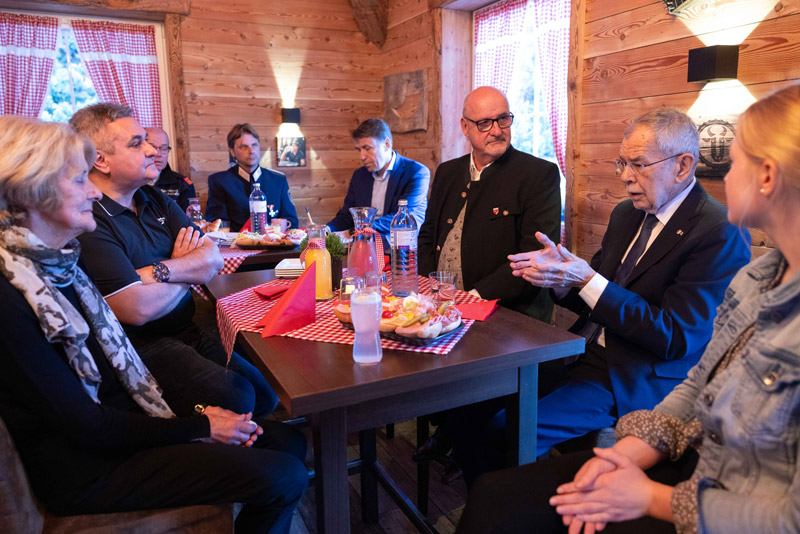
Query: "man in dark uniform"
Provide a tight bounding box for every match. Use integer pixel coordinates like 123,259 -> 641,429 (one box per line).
145,127 -> 196,212
206,124 -> 299,232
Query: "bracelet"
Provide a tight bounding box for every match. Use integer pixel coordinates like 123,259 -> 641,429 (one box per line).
192,403 -> 207,416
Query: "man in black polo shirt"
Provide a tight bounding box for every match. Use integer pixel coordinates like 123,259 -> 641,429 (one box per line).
145,126 -> 196,212
70,103 -> 277,417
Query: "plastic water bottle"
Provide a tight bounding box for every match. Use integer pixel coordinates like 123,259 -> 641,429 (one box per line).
390,199 -> 418,297
249,182 -> 267,234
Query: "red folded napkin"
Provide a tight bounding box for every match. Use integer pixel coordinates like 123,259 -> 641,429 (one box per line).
457,299 -> 499,321
256,266 -> 316,337
241,218 -> 252,232
253,284 -> 289,300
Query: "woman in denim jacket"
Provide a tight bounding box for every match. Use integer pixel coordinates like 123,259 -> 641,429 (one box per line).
455,85 -> 800,534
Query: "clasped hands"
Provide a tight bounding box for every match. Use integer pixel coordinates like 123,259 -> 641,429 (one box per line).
508,232 -> 595,292
549,448 -> 658,534
202,405 -> 263,448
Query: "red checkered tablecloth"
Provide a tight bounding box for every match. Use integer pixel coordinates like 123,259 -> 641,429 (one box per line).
215,276 -> 484,356
192,248 -> 263,298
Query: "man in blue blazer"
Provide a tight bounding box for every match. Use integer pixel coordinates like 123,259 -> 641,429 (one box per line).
452,107 -> 751,487
325,118 -> 430,249
206,123 -> 298,232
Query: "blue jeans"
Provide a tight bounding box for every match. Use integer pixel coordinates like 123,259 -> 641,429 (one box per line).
131,323 -> 279,418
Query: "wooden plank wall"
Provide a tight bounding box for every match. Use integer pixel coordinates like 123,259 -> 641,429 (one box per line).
182,0 -> 384,223
574,0 -> 800,261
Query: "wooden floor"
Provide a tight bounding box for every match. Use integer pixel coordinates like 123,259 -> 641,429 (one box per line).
193,292 -> 468,533
288,418 -> 467,534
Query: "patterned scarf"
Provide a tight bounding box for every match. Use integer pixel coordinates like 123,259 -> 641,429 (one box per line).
0,224 -> 174,418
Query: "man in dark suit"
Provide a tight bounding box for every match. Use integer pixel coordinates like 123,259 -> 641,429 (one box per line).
452,107 -> 751,488
325,118 -> 430,249
418,86 -> 561,317
145,127 -> 196,213
206,123 -> 298,232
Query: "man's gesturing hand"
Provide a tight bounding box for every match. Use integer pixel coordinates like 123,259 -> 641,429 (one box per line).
509,232 -> 596,290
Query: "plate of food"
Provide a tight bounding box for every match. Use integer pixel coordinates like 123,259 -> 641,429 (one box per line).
233,232 -> 297,250
334,291 -> 463,346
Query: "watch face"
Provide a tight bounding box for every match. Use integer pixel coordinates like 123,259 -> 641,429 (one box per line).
153,262 -> 170,283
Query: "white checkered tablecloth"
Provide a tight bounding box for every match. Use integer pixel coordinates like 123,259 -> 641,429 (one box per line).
215,276 -> 484,357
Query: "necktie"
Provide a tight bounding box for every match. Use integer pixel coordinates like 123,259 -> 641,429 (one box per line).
613,214 -> 659,287
577,214 -> 658,347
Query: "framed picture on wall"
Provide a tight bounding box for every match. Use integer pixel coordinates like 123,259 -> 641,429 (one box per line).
277,136 -> 306,167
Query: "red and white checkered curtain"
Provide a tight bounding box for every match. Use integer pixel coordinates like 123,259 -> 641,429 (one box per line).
528,0 -> 571,173
473,0 -> 528,94
71,19 -> 162,127
0,12 -> 58,117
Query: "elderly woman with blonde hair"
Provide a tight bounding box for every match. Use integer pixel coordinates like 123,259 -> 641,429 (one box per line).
456,84 -> 800,534
0,116 -> 307,534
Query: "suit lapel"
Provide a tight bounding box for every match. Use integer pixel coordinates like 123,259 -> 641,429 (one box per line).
383,154 -> 403,212
626,182 -> 706,284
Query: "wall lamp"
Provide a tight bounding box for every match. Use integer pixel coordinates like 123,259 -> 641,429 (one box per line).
687,45 -> 739,83
281,107 -> 301,124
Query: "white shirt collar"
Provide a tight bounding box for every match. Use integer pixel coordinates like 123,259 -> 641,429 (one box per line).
469,152 -> 493,182
237,166 -> 262,182
372,151 -> 396,182
653,177 -> 696,226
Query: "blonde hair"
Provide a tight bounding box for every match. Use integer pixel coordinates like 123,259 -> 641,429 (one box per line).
0,116 -> 95,221
737,84 -> 800,188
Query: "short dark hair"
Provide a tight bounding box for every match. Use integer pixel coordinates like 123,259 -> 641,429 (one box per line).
352,118 -> 392,143
227,123 -> 260,149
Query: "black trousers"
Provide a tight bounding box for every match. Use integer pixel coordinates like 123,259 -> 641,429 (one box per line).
50,420 -> 308,534
132,323 -> 279,418
455,448 -> 698,534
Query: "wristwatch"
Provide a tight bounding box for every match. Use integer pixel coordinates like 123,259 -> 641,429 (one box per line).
152,261 -> 170,283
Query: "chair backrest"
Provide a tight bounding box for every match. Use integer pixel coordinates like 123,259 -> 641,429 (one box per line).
0,415 -> 45,533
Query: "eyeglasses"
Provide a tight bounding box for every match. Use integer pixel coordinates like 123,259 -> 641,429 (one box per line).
463,113 -> 514,132
155,145 -> 172,153
614,153 -> 682,175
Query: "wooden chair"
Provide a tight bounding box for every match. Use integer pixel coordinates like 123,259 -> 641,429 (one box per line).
0,416 -> 233,534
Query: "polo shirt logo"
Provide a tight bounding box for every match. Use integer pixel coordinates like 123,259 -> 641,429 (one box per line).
157,216 -> 166,225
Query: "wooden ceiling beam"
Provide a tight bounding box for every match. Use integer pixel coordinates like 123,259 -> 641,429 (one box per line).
350,0 -> 388,48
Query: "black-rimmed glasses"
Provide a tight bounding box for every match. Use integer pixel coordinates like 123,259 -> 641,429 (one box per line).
463,113 -> 514,132
614,153 -> 682,175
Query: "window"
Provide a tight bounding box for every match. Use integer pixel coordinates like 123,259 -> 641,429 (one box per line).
3,9 -> 173,138
39,27 -> 99,122
474,0 -> 571,226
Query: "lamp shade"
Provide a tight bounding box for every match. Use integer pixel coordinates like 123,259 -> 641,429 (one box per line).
687,45 -> 739,83
281,108 -> 301,124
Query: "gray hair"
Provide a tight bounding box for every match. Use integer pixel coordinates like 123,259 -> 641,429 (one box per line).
69,102 -> 134,154
0,116 -> 95,221
624,107 -> 700,175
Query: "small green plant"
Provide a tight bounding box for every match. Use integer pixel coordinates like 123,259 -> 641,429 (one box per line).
300,233 -> 346,259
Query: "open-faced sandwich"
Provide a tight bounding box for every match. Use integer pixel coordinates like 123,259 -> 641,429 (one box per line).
335,291 -> 462,340
234,231 -> 294,247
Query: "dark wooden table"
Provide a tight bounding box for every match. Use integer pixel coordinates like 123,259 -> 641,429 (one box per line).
205,271 -> 584,534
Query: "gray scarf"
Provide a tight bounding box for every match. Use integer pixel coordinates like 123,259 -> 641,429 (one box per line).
0,224 -> 174,418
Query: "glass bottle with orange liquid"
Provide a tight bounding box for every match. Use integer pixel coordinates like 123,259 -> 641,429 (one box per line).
347,207 -> 379,278
304,224 -> 333,300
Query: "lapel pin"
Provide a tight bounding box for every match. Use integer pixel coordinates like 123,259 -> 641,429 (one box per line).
492,207 -> 499,215
676,229 -> 684,236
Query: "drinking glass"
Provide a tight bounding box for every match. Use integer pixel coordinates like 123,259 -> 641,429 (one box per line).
339,276 -> 364,303
364,271 -> 386,294
429,271 -> 457,306
350,288 -> 383,365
